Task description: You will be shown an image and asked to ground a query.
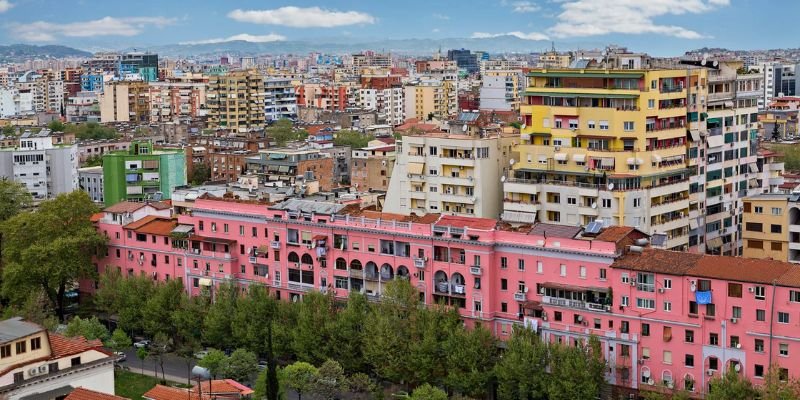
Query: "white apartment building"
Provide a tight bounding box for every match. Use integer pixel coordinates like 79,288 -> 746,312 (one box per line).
355,87 -> 405,126
384,131 -> 518,218
479,74 -> 519,111
0,88 -> 34,117
0,129 -> 78,201
78,166 -> 104,203
264,78 -> 298,121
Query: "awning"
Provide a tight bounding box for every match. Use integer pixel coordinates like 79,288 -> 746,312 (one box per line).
407,162 -> 424,175
707,135 -> 725,148
689,219 -> 699,230
312,234 -> 328,241
542,282 -> 610,293
707,237 -> 724,249
277,165 -> 290,173
652,154 -> 662,163
573,154 -> 586,163
749,164 -> 760,173
689,130 -> 701,141
527,71 -> 644,78
626,157 -> 643,165
554,153 -> 567,161
663,155 -> 684,163
524,91 -> 639,99
600,158 -> 615,167
522,300 -> 543,311
199,278 -> 212,286
749,178 -> 760,188
257,245 -> 270,254
538,155 -> 547,163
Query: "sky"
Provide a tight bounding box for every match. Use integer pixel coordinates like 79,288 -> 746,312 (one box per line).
0,0 -> 789,55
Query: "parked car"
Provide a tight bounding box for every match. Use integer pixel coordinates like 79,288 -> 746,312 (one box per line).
114,351 -> 126,362
194,350 -> 209,360
257,360 -> 268,370
133,340 -> 150,349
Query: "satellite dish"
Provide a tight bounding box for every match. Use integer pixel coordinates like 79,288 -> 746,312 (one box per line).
462,124 -> 468,132
500,175 -> 506,182
509,159 -> 516,166
712,60 -> 719,67
520,124 -> 526,129
701,59 -> 707,66
607,183 -> 614,191
591,202 -> 597,209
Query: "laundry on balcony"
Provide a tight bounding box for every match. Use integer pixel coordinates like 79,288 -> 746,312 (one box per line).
695,291 -> 712,305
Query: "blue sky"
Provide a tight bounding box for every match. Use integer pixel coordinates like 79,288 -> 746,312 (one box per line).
0,0 -> 788,55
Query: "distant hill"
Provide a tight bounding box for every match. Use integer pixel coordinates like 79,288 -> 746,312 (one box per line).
127,35 -> 555,57
0,44 -> 92,62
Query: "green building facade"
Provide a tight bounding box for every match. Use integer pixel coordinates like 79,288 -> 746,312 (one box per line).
102,141 -> 186,206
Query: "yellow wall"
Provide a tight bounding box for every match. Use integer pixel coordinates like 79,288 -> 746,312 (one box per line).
742,197 -> 789,262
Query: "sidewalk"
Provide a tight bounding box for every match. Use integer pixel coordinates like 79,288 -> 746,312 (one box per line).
120,363 -> 188,386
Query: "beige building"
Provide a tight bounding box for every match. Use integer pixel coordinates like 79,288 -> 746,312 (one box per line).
99,81 -> 150,123
207,70 -> 265,133
385,131 -> 519,218
351,139 -> 396,191
742,194 -> 790,262
403,79 -> 457,120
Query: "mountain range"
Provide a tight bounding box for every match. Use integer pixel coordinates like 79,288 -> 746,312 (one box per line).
0,44 -> 92,62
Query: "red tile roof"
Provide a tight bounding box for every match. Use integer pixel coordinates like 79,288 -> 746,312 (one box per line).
49,333 -> 105,359
594,226 -> 648,243
104,201 -> 170,213
436,215 -> 497,231
66,388 -> 128,400
194,380 -> 253,396
90,213 -> 103,223
144,385 -> 207,400
123,216 -> 177,236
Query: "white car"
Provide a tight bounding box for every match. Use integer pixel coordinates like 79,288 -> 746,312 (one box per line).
194,350 -> 209,360
133,340 -> 150,349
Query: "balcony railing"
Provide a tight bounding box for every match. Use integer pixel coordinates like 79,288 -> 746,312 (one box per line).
541,295 -> 612,312
514,292 -> 528,302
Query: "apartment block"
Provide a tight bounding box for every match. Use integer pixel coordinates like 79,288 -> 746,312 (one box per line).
741,194 -> 790,262
0,129 -> 78,201
403,79 -> 457,120
78,166 -> 104,203
355,87 -> 405,126
245,148 -> 335,191
385,130 -> 518,218
147,81 -> 207,122
480,72 -> 523,111
264,78 -> 298,122
90,196 -> 800,397
506,68 -> 695,249
351,139 -> 396,191
207,70 -> 265,133
99,81 -> 150,123
102,141 -> 186,206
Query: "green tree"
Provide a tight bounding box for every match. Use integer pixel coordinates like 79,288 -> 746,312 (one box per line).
47,120 -> 66,132
409,384 -> 447,400
64,316 -> 109,341
150,332 -> 172,383
292,291 -> 335,364
136,347 -> 149,376
173,291 -> 208,385
203,281 -> 239,350
707,366 -> 758,400
198,349 -> 227,379
266,119 -> 308,146
142,279 -> 184,337
93,271 -> 156,335
107,328 -> 132,353
363,279 -> 420,384
444,323 -> 497,398
64,122 -> 118,140
190,163 -> 211,185
1,290 -> 58,331
347,373 -> 378,400
313,359 -> 349,400
495,326 -> 549,400
282,361 -> 318,400
231,285 -> 281,400
546,336 -> 605,400
1,125 -> 14,135
407,305 -> 460,387
83,155 -> 103,167
222,348 -> 258,382
1,192 -> 105,320
761,365 -> 800,399
327,291 -> 369,373
0,178 -> 33,223
333,130 -> 374,148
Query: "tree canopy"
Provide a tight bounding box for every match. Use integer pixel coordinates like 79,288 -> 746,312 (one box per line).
332,130 -> 374,148
266,119 -> 308,146
64,122 -> 119,140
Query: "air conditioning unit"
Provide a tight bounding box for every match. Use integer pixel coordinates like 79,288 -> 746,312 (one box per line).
28,367 -> 39,376
576,315 -> 583,322
707,369 -> 714,376
648,378 -> 655,386
630,281 -> 636,286
731,317 -> 738,324
37,365 -> 47,374
748,287 -> 755,293
658,288 -> 665,293
736,343 -> 742,349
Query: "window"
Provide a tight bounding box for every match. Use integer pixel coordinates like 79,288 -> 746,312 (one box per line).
755,364 -> 765,378
601,198 -> 612,208
621,321 -> 629,333
579,266 -> 586,278
500,279 -> 507,291
772,207 -> 783,216
755,206 -> 764,214
779,312 -> 790,324
30,337 -> 40,351
728,283 -> 742,298
663,278 -> 672,289
587,120 -> 596,129
730,336 -> 740,348
755,339 -> 764,352
641,323 -> 650,336
0,345 -> 10,358
636,298 -> 655,310
648,99 -> 655,109
599,268 -> 607,280
15,341 -> 25,354
664,301 -> 672,312
599,120 -> 609,130
623,121 -> 635,131
732,306 -> 742,319
71,357 -> 81,366
772,224 -> 783,234
780,343 -> 789,356
706,303 -> 716,317
685,354 -> 694,367
537,261 -> 543,274
500,257 -> 508,269
13,372 -> 23,383
688,301 -> 698,315
755,286 -> 766,300
709,333 -> 719,346
560,264 -> 567,277
633,198 -> 641,208
663,350 -> 672,364
756,309 -> 766,321
709,357 -> 719,371
518,259 -> 525,271
791,290 -> 800,302
554,311 -> 562,321
567,197 -> 577,205
773,242 -> 783,251
501,302 -> 507,313
621,296 -> 629,307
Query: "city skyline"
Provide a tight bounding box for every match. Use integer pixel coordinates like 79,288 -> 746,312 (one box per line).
0,0 -> 791,55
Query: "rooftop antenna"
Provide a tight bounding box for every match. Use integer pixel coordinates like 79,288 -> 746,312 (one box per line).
551,41 -> 556,53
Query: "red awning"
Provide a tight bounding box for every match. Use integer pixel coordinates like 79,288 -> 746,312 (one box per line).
312,235 -> 328,241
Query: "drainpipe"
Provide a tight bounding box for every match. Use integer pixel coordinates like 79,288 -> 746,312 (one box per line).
768,279 -> 778,367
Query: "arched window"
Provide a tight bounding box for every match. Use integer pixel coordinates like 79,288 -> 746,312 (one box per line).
397,265 -> 410,278
301,253 -> 314,265
380,264 -> 394,280
335,258 -> 347,270
350,260 -> 362,270
288,252 -> 299,263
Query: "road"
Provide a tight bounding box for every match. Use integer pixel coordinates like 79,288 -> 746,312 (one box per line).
119,348 -> 196,385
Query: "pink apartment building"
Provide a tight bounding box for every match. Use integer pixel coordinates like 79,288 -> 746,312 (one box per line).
89,197 -> 800,397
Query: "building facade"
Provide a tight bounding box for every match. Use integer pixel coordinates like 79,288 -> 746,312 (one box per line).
0,129 -> 78,201
99,81 -> 150,123
102,141 -> 186,206
79,166 -> 104,203
207,70 -> 265,133
263,78 -> 297,122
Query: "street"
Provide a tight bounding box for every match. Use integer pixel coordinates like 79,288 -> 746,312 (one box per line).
119,348 -> 196,385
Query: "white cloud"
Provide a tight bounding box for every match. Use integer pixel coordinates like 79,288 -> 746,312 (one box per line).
0,0 -> 13,13
432,13 -> 450,20
472,31 -> 549,40
180,33 -> 287,45
548,0 -> 729,39
12,16 -> 175,42
512,1 -> 540,12
432,28 -> 441,33
228,6 -> 375,28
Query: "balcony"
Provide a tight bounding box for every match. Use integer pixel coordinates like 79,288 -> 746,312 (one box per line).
413,257 -> 426,268
270,241 -> 281,249
469,266 -> 482,275
514,292 -> 528,302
